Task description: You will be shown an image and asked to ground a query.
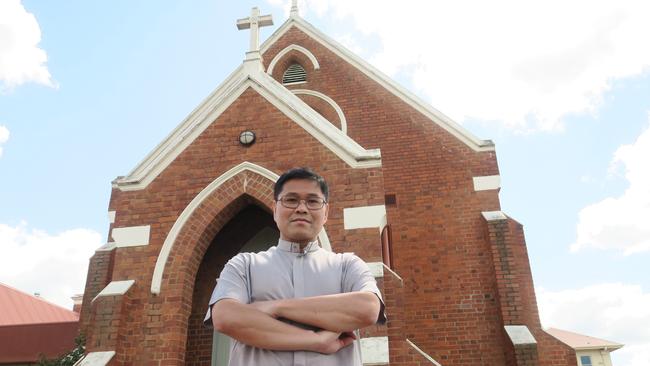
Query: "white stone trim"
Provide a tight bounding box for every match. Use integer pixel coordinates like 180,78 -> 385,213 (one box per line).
113,67 -> 381,191
292,89 -> 347,134
71,294 -> 83,305
361,336 -> 389,365
382,263 -> 403,284
406,339 -> 443,365
108,211 -> 116,224
111,225 -> 151,248
73,351 -> 116,366
473,175 -> 501,191
344,205 -> 387,230
92,280 -> 135,303
267,44 -> 320,76
505,325 -> 537,345
366,262 -> 384,278
95,242 -> 116,252
260,18 -> 494,152
150,161 -> 333,295
481,211 -> 508,221
282,80 -> 307,86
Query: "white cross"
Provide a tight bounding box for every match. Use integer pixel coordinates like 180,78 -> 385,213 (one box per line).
291,0 -> 299,16
236,7 -> 273,53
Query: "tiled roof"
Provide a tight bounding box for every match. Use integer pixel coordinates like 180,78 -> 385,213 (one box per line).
546,328 -> 623,351
0,282 -> 79,326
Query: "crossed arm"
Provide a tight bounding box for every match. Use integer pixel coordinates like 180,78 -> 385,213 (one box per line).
211,291 -> 381,353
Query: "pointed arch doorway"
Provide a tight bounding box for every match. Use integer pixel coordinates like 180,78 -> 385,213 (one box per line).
184,200 -> 279,366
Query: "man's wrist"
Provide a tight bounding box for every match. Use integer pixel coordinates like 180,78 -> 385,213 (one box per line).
305,330 -> 323,353
274,299 -> 288,319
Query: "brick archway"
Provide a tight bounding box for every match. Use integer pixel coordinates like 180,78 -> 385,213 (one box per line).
153,168 -> 275,363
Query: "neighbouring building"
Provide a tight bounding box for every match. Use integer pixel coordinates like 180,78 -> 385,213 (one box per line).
546,328 -> 624,366
0,283 -> 79,365
77,3 -> 580,365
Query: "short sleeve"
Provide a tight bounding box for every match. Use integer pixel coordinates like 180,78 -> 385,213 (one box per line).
341,253 -> 387,324
203,253 -> 251,327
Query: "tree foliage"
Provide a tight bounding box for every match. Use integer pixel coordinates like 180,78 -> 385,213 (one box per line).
38,333 -> 85,366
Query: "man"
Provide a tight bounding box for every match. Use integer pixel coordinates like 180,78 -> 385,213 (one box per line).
204,167 -> 386,365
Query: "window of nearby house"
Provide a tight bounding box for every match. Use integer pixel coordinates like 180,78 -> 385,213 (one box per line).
283,63 -> 307,84
580,355 -> 593,366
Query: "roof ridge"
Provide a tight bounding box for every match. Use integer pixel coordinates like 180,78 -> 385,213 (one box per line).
0,282 -> 76,313
545,327 -> 623,349
0,282 -> 79,326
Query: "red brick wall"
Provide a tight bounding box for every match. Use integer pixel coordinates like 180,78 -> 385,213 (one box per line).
295,93 -> 342,130
79,248 -> 114,334
484,215 -> 576,366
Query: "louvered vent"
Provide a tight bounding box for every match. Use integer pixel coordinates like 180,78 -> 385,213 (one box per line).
282,63 -> 307,84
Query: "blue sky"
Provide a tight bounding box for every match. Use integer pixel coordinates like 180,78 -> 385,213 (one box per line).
1,1 -> 649,364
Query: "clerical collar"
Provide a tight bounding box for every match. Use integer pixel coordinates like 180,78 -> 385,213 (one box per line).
277,239 -> 320,254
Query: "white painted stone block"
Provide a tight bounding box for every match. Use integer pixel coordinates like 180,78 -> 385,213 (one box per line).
95,242 -> 116,252
92,280 -> 135,303
74,351 -> 115,366
505,325 -> 537,345
482,211 -> 507,221
473,175 -> 501,191
111,225 -> 150,247
344,205 -> 387,230
361,336 -> 389,365
108,211 -> 116,224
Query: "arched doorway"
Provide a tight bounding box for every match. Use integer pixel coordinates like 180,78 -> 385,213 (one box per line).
184,203 -> 279,365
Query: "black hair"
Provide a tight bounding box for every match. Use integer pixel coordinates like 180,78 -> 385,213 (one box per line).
274,167 -> 329,201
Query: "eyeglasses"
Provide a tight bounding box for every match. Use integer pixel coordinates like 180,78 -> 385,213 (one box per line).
278,196 -> 327,210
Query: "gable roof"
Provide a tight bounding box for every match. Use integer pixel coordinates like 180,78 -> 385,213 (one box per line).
0,282 -> 78,326
260,14 -> 495,152
113,59 -> 381,191
546,328 -> 623,351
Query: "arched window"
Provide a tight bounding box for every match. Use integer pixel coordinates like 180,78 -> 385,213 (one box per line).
282,63 -> 307,84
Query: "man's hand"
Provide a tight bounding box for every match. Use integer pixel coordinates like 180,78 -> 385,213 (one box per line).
312,330 -> 357,354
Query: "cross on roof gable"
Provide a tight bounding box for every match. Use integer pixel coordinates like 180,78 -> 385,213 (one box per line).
236,7 -> 273,54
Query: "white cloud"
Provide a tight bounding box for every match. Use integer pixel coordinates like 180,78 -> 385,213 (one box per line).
0,222 -> 101,309
0,0 -> 54,90
572,117 -> 650,254
538,283 -> 650,366
0,125 -> 9,157
268,0 -> 650,131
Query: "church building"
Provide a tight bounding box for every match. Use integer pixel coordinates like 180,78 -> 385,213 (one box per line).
78,3 -> 577,365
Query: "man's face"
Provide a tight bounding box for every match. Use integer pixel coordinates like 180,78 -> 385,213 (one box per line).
273,179 -> 329,244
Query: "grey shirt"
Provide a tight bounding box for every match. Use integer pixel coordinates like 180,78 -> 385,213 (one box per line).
204,239 -> 386,366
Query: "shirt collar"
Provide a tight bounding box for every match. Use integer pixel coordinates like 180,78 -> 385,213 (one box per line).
277,238 -> 320,254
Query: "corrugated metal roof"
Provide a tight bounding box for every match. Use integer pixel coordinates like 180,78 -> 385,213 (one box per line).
546,327 -> 624,351
0,282 -> 79,326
